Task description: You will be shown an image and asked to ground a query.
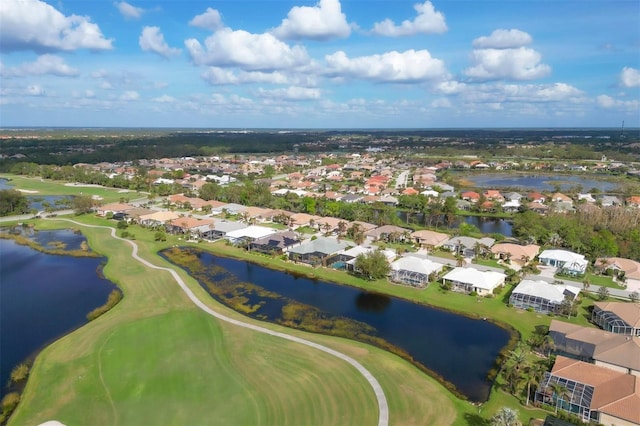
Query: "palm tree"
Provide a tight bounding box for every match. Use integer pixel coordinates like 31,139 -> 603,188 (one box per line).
455,253 -> 465,267
549,382 -> 570,414
524,363 -> 546,406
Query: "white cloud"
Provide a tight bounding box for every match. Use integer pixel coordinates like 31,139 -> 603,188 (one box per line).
119,90 -> 139,101
461,82 -> 584,104
153,95 -> 176,103
435,80 -> 466,94
465,47 -> 550,81
139,26 -> 181,58
26,84 -> 45,96
0,0 -> 113,52
371,1 -> 447,37
272,0 -> 351,41
1,54 -> 79,77
597,94 -> 639,110
620,67 -> 640,88
201,67 -> 317,87
114,1 -> 143,19
256,86 -> 321,101
472,29 -> 532,49
185,28 -> 310,70
189,7 -> 223,31
325,49 -> 448,83
431,98 -> 452,108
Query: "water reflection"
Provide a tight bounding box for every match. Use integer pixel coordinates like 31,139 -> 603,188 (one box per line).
355,292 -> 391,313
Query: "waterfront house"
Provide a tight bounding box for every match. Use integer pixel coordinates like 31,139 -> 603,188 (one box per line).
225,225 -> 277,245
288,237 -> 350,267
535,356 -> 640,425
410,229 -> 449,250
389,255 -> 445,288
442,236 -> 495,257
249,231 -> 300,255
138,210 -> 180,228
538,249 -> 588,275
509,280 -> 580,314
490,243 -> 540,265
592,302 -> 640,337
166,216 -> 215,238
96,202 -> 134,217
201,219 -> 247,240
441,267 -> 505,296
549,320 -> 640,375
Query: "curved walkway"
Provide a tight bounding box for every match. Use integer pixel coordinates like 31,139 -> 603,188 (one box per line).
53,218 -> 389,426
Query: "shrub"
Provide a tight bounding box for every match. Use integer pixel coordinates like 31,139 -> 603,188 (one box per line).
9,364 -> 29,383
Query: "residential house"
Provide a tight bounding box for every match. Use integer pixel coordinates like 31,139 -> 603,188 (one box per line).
225,225 -> 277,245
528,202 -> 549,214
441,267 -> 506,296
389,255 -> 445,288
490,243 -> 540,265
549,320 -> 640,376
461,191 -> 480,203
550,193 -> 573,203
249,231 -> 300,255
365,225 -> 411,242
316,216 -> 346,234
288,237 -> 350,267
483,189 -> 505,202
509,280 -> 580,314
378,195 -> 399,206
96,202 -> 134,217
442,236 -> 495,257
627,196 -> 640,208
289,212 -> 322,229
211,202 -> 247,215
202,220 -> 247,240
410,230 -> 449,250
166,216 -> 215,238
138,211 -> 181,228
527,192 -> 546,203
327,246 -> 395,271
596,257 -> 640,290
538,249 -> 588,275
503,192 -> 523,202
599,195 -> 622,207
592,302 -> 640,336
535,356 -> 640,425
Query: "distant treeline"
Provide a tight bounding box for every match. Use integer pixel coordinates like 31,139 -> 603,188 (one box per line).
0,129 -> 638,168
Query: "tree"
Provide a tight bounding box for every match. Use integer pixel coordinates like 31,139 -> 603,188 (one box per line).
0,189 -> 30,216
549,382 -> 570,414
71,194 -> 95,214
455,253 -> 465,267
597,286 -> 609,301
524,363 -> 546,406
354,251 -> 391,280
490,407 -> 521,426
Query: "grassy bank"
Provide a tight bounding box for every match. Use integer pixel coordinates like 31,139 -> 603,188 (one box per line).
8,216 -> 468,426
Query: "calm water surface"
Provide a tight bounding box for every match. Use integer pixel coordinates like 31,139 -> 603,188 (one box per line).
163,249 -> 511,402
462,173 -> 618,192
0,231 -> 118,398
397,211 -> 513,237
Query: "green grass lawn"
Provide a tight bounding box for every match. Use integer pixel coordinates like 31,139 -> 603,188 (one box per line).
8,215 -> 467,426
0,174 -> 143,204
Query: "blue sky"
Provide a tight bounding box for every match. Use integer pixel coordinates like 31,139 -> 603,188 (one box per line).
1,0 -> 639,128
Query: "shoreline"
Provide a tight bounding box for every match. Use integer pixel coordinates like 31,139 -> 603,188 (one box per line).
173,242 -> 520,402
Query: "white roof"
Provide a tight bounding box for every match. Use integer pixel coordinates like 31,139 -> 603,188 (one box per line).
512,280 -> 580,303
391,255 -> 445,276
225,225 -> 276,240
539,249 -> 588,266
443,267 -> 505,291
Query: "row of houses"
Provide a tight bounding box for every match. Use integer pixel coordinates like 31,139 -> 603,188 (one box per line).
534,307 -> 640,425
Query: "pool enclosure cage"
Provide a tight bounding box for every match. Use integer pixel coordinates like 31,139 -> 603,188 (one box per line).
509,293 -> 561,314
535,373 -> 596,423
592,306 -> 640,336
389,270 -> 429,287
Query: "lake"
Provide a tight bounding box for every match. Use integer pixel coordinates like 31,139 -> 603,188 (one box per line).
0,230 -> 119,398
161,248 -> 512,402
0,179 -> 72,212
397,211 -> 513,237
461,173 -> 618,192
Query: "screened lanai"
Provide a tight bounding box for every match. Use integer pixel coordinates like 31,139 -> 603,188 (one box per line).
592,305 -> 639,336
536,373 -> 595,422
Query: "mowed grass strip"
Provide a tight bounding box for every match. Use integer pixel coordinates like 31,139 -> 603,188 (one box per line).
9,216 -> 416,425
0,174 -> 139,204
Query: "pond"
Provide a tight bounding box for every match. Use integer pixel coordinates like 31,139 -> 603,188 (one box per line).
0,179 -> 73,212
0,230 -> 119,398
460,173 -> 618,192
397,211 -> 513,237
161,248 -> 512,402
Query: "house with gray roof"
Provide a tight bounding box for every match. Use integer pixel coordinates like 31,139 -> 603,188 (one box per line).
201,220 -> 247,240
509,280 -> 580,314
389,255 -> 445,288
288,237 -> 350,267
442,236 -> 495,257
249,231 -> 300,255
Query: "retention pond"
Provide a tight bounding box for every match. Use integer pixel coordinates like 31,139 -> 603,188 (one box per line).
161,247 -> 512,402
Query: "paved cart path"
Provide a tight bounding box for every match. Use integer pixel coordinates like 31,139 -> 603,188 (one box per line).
52,218 -> 389,426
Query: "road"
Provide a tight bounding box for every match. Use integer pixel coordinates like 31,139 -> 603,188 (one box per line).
48,217 -> 390,426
